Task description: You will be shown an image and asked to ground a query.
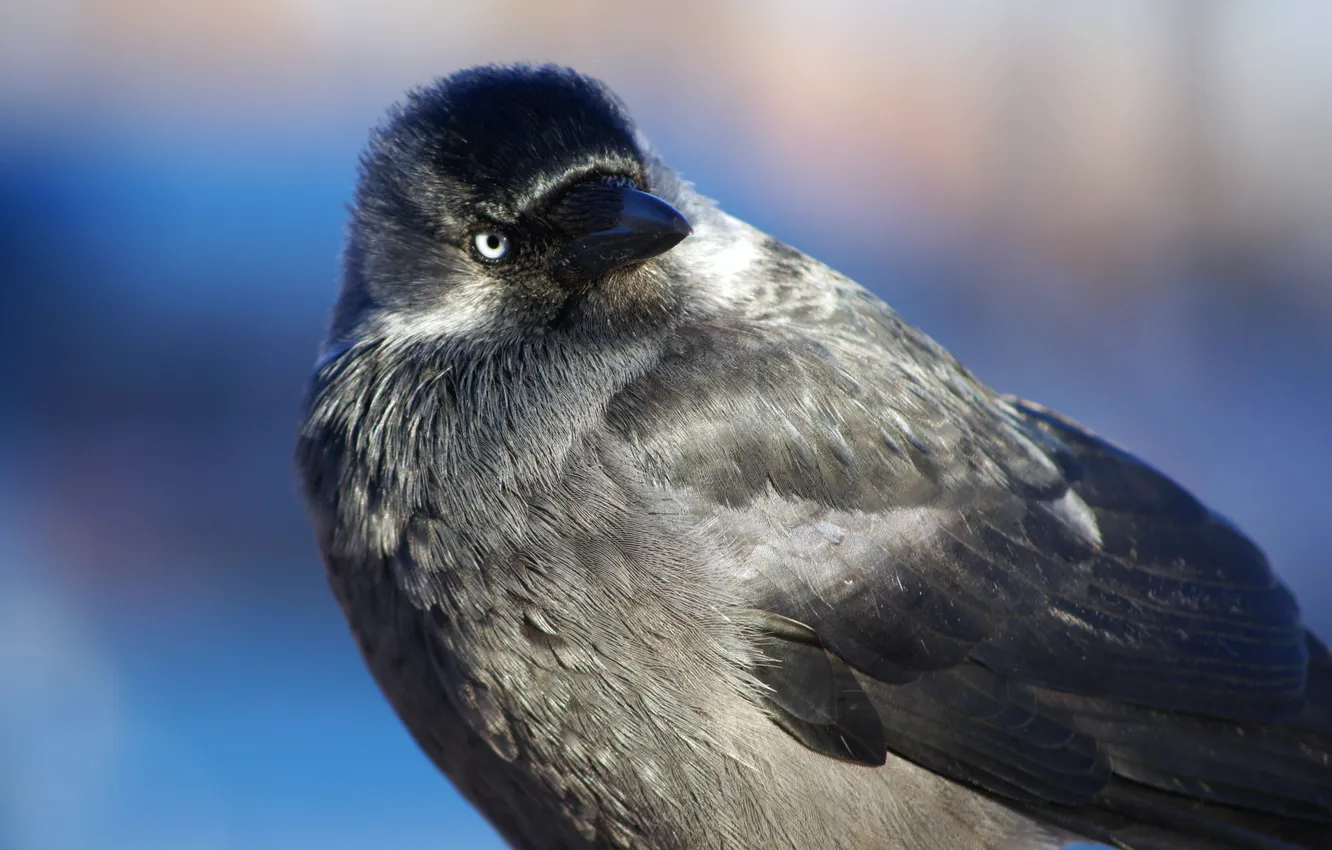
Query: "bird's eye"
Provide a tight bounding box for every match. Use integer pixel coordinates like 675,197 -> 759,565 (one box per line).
472,232 -> 511,261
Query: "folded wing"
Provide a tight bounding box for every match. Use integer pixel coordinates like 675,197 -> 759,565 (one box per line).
608,320 -> 1330,845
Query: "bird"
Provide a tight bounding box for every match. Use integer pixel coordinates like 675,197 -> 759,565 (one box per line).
295,64 -> 1331,850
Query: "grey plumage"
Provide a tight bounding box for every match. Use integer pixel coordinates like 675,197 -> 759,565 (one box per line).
296,65 -> 1331,849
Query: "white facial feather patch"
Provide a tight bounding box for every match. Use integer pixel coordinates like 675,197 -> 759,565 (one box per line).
672,212 -> 764,307
377,275 -> 506,342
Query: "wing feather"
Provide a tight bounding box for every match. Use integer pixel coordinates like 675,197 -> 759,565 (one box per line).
608,320 -> 1330,842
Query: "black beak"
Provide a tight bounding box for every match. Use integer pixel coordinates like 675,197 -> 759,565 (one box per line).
556,187 -> 692,281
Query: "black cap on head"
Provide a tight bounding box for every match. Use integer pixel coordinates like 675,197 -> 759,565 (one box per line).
383,65 -> 646,218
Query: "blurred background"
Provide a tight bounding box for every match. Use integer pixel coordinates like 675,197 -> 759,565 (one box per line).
1,2 -> 1329,849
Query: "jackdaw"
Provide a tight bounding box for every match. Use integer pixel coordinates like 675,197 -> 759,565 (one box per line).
296,64 -> 1331,850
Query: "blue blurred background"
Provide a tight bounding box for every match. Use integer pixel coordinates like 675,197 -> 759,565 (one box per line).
1,2 -> 1329,849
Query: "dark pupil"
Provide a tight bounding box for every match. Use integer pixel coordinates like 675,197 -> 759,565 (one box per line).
485,235 -> 501,251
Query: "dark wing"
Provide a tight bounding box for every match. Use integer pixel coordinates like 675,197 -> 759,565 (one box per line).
607,316 -> 1331,846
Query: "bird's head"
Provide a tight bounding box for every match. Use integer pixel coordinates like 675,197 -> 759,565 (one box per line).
333,64 -> 694,350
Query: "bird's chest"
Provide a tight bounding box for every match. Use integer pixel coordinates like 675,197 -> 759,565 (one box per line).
323,500 -> 701,848
327,568 -> 599,850
312,409 -> 775,847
